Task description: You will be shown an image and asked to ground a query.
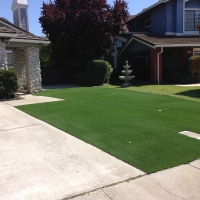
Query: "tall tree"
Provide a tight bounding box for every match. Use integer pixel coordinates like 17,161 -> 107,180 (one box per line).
39,0 -> 129,69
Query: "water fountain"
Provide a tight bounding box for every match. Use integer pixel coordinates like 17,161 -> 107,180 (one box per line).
119,61 -> 135,87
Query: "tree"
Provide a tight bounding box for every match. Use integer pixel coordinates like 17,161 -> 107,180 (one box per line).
39,0 -> 129,70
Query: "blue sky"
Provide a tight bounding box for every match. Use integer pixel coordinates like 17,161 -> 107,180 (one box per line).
0,0 -> 158,36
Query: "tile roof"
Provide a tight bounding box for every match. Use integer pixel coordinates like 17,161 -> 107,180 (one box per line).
0,17 -> 48,42
132,34 -> 200,47
0,27 -> 17,34
118,33 -> 200,56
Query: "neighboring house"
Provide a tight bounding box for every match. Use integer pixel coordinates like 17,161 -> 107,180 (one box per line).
110,0 -> 200,83
0,0 -> 49,93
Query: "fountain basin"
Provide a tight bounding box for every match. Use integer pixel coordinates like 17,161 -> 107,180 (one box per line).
121,70 -> 132,75
119,76 -> 135,81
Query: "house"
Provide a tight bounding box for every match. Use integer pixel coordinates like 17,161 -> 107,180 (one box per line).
0,0 -> 49,93
110,0 -> 200,83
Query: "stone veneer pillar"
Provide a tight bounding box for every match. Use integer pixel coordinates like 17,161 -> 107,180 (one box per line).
13,47 -> 42,93
24,47 -> 42,93
12,48 -> 27,91
0,41 -> 8,70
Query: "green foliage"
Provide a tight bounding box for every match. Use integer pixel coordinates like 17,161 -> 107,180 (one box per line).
83,60 -> 112,86
186,56 -> 200,75
0,70 -> 18,98
39,44 -> 57,68
39,0 -> 129,68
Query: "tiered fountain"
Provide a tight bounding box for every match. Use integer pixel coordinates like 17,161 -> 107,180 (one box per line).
119,61 -> 135,87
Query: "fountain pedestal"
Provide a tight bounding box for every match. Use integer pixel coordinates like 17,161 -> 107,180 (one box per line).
119,61 -> 135,87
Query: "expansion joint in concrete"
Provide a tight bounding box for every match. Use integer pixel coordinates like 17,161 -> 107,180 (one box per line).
63,175 -> 145,200
151,179 -> 186,200
0,123 -> 42,132
101,189 -> 113,200
189,164 -> 200,171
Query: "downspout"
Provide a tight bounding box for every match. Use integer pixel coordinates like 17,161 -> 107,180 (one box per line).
157,47 -> 163,84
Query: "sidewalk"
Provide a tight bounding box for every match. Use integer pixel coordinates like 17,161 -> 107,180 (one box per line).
0,95 -> 200,200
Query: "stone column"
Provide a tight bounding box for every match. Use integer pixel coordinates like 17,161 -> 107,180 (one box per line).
0,41 -> 8,70
24,47 -> 42,93
12,48 -> 27,91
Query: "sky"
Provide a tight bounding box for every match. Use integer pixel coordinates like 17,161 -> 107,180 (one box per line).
0,0 -> 158,36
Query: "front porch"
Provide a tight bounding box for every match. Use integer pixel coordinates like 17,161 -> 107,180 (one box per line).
0,40 -> 42,93
0,25 -> 49,93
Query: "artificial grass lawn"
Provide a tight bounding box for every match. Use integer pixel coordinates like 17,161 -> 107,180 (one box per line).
17,87 -> 200,173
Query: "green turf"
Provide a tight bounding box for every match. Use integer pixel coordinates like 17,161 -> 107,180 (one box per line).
17,87 -> 200,173
104,84 -> 200,102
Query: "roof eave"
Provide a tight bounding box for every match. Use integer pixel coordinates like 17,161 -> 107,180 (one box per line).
118,35 -> 155,56
10,38 -> 50,44
132,0 -> 170,20
155,43 -> 200,47
0,33 -> 18,38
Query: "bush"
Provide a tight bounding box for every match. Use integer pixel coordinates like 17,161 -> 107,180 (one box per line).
83,60 -> 112,86
0,70 -> 18,98
186,56 -> 200,75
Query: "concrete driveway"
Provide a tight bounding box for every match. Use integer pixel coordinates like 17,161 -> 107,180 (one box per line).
0,95 -> 200,200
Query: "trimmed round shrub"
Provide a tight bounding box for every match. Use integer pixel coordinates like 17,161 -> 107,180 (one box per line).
186,56 -> 200,75
186,56 -> 200,83
84,60 -> 112,86
0,70 -> 18,98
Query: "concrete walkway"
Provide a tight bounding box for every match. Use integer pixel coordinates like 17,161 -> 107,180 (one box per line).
2,94 -> 64,106
175,83 -> 200,87
0,95 -> 200,200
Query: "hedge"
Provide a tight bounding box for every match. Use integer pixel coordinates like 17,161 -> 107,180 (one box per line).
83,60 -> 112,86
0,70 -> 18,98
186,56 -> 200,75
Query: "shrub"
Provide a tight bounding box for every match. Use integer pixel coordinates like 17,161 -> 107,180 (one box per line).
84,60 -> 112,86
0,70 -> 18,98
186,56 -> 200,75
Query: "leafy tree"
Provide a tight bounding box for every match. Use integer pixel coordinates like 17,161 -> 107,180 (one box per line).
39,0 -> 129,70
39,44 -> 51,67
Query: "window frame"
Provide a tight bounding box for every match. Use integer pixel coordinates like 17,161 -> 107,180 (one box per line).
144,18 -> 151,29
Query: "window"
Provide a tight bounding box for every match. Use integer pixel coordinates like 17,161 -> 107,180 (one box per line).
6,52 -> 13,66
185,10 -> 200,31
194,48 -> 200,56
144,19 -> 151,28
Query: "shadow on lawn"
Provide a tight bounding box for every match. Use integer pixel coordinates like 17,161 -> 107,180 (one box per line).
176,89 -> 200,99
42,84 -> 80,90
115,81 -> 151,88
